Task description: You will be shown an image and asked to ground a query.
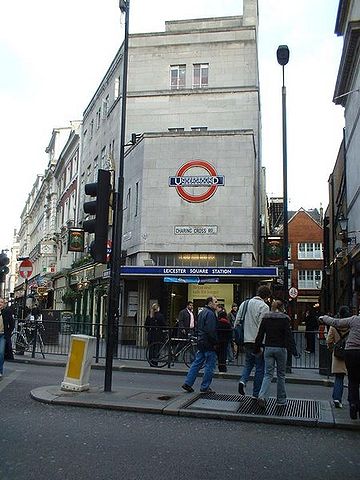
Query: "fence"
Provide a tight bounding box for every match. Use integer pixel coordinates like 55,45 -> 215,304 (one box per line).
14,318 -> 332,372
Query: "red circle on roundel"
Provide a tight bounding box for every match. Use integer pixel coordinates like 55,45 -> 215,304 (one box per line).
175,160 -> 218,203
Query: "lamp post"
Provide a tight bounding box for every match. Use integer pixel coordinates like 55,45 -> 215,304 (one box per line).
104,0 -> 130,392
277,45 -> 290,302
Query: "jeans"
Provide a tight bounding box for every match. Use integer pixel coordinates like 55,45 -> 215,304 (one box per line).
258,347 -> 287,403
345,349 -> 360,409
240,343 -> 265,397
184,349 -> 216,391
332,373 -> 345,403
0,334 -> 5,374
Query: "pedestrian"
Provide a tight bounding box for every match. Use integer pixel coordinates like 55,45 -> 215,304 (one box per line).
326,305 -> 350,409
0,297 -> 15,378
216,305 -> 232,373
319,309 -> 360,419
254,299 -> 298,408
3,300 -> 15,361
304,304 -> 319,354
235,285 -> 271,398
145,303 -> 167,367
182,296 -> 218,393
177,301 -> 195,338
227,303 -> 238,362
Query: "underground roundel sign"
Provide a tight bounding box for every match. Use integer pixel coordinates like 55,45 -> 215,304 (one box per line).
169,160 -> 225,203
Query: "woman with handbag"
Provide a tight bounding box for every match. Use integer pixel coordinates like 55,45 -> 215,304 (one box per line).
319,310 -> 360,420
326,306 -> 350,409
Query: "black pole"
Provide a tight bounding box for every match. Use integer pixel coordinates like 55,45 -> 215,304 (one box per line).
104,0 -> 130,392
282,71 -> 289,302
22,278 -> 28,320
277,45 -> 290,303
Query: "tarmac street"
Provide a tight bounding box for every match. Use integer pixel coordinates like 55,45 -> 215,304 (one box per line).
1,361 -> 360,480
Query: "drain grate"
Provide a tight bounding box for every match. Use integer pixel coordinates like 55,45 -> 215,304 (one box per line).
185,394 -> 320,420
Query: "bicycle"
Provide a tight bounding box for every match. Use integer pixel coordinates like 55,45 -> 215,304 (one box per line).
11,317 -> 46,359
146,333 -> 199,368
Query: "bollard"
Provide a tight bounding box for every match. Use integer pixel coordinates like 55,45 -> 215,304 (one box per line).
61,335 -> 96,391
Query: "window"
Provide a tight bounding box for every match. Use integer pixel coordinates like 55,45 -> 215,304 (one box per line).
126,187 -> 131,222
114,77 -> 120,99
96,107 -> 101,129
298,270 -> 322,289
102,95 -> 109,119
135,181 -> 139,217
101,147 -> 106,168
170,65 -> 186,90
168,127 -> 185,132
193,63 -> 208,88
191,126 -> 208,131
90,120 -> 94,138
298,242 -> 323,259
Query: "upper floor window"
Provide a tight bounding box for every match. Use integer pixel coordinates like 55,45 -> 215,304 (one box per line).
193,63 -> 208,88
170,65 -> 186,90
298,270 -> 322,289
102,95 -> 109,119
96,107 -> 101,129
298,242 -> 323,260
114,76 -> 120,99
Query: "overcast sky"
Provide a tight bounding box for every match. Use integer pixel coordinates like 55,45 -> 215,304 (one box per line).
0,0 -> 344,249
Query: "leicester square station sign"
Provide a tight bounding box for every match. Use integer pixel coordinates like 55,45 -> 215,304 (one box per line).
169,160 -> 224,203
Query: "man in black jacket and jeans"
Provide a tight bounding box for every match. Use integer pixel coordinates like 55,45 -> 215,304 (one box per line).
182,296 -> 218,393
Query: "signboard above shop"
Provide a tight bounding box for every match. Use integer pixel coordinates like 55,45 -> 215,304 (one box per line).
119,266 -> 278,278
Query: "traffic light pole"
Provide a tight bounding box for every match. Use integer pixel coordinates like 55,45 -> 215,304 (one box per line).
104,0 -> 130,392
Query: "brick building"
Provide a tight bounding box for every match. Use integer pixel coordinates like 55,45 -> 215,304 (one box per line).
288,209 -> 324,326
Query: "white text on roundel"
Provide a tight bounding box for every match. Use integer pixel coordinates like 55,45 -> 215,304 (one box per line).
168,160 -> 225,203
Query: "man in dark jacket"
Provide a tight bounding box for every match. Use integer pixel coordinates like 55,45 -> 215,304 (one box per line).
182,296 -> 218,393
0,298 -> 15,377
177,301 -> 195,337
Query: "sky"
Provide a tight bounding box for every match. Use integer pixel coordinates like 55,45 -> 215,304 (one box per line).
0,0 -> 344,249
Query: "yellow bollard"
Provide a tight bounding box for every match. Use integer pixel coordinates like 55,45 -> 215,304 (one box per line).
61,335 -> 96,391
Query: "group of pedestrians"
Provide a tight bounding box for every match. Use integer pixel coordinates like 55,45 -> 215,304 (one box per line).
180,289 -> 360,421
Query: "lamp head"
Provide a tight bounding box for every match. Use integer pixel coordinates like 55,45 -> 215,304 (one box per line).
277,45 -> 290,66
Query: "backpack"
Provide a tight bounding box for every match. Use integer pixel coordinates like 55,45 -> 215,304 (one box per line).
234,300 -> 250,346
333,329 -> 349,360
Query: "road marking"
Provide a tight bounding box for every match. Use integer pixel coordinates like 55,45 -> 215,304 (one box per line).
0,369 -> 24,393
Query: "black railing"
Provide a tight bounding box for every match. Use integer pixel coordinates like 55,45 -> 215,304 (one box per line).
13,319 -> 330,371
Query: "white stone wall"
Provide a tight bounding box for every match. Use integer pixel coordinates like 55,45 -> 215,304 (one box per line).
122,130 -> 258,263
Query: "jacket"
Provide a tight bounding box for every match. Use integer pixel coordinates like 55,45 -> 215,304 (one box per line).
145,312 -> 167,343
235,296 -> 269,343
326,326 -> 348,374
197,305 -> 218,351
217,315 -> 233,345
255,312 -> 297,355
322,315 -> 360,350
178,308 -> 195,330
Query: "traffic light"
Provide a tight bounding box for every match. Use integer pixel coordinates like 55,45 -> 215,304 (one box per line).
0,252 -> 10,283
83,169 -> 111,263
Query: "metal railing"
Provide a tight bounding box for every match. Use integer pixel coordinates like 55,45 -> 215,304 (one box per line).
13,319 -> 331,371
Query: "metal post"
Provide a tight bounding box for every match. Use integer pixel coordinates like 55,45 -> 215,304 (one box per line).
22,278 -> 28,320
104,0 -> 130,392
276,45 -> 290,302
31,321 -> 37,359
282,76 -> 289,302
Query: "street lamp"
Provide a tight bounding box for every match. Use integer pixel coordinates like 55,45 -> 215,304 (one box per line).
277,45 -> 290,301
104,0 -> 130,392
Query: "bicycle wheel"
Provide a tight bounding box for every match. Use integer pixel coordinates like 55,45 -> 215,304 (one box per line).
11,331 -> 27,354
146,342 -> 170,368
182,343 -> 198,368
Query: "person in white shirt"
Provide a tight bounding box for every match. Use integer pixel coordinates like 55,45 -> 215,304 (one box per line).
235,285 -> 271,397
